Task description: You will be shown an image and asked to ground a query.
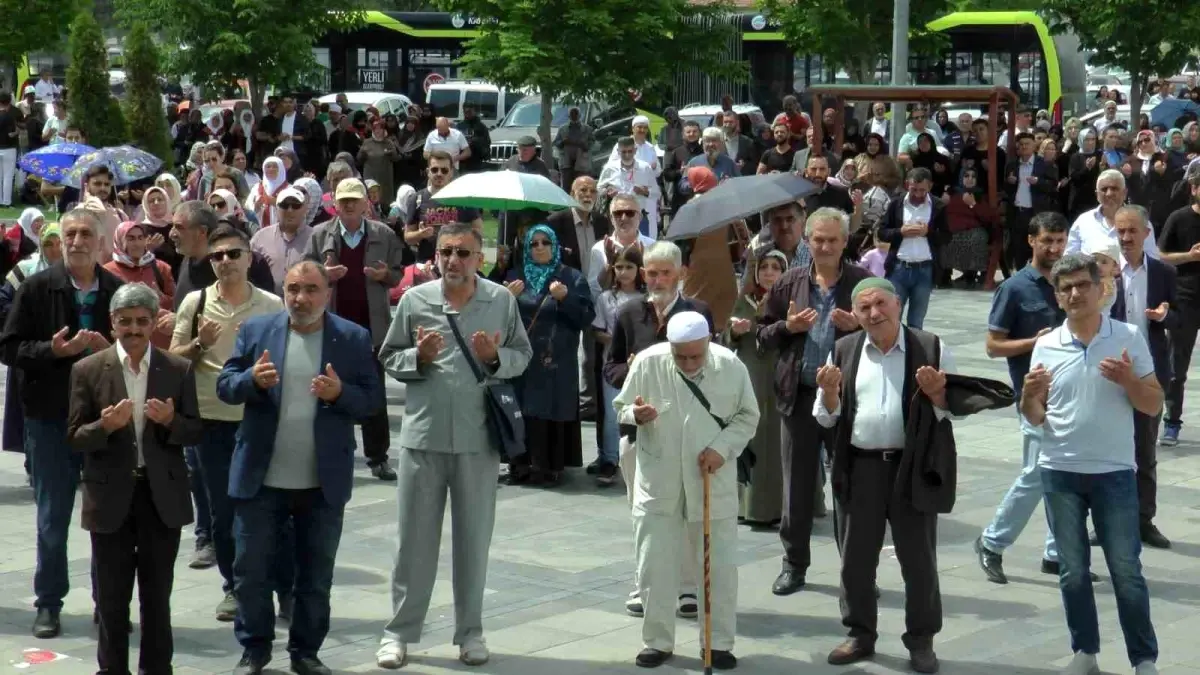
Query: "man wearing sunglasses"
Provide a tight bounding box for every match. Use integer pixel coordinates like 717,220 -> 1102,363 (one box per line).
305,178 -> 409,482
407,150 -> 484,263
170,202 -> 276,312
897,106 -> 944,156
251,186 -> 315,295
170,224 -> 285,625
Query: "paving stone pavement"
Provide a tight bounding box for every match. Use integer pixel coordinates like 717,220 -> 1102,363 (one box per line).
1,288 -> 1200,674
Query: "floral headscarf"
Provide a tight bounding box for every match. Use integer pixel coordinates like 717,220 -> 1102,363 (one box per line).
185,141 -> 206,172
17,208 -> 44,242
113,221 -> 155,268
293,177 -> 323,225
750,249 -> 789,303
522,224 -> 561,296
9,223 -> 60,286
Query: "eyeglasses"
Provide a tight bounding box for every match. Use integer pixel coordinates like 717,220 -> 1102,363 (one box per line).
116,316 -> 154,328
208,249 -> 246,262
210,200 -> 226,209
279,201 -> 304,210
429,167 -> 451,175
1055,280 -> 1095,296
438,247 -> 475,259
612,209 -> 639,219
529,240 -> 552,249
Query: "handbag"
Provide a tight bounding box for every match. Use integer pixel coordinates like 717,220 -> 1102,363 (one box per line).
677,371 -> 756,485
445,313 -> 526,460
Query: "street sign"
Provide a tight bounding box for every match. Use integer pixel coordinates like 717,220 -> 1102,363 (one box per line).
358,68 -> 386,91
423,72 -> 446,94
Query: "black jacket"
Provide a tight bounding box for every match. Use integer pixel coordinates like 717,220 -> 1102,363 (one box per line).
545,208 -> 610,272
1111,256 -> 1178,389
602,296 -> 713,390
0,263 -> 124,420
877,195 -> 949,276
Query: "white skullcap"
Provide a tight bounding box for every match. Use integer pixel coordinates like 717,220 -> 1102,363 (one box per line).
632,115 -> 650,128
1083,238 -> 1121,264
666,311 -> 710,344
328,103 -> 342,113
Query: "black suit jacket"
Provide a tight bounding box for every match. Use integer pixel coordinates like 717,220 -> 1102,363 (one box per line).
67,346 -> 202,534
602,296 -> 713,390
877,196 -> 949,277
1004,155 -> 1059,212
727,134 -> 759,176
1111,255 -> 1178,388
546,208 -> 610,272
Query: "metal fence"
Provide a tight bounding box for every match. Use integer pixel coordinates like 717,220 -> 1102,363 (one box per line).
670,14 -> 747,108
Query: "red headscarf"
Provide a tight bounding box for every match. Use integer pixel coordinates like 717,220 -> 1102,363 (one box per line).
686,166 -> 719,195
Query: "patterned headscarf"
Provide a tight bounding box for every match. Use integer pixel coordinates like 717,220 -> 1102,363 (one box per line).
293,177 -> 323,226
522,224 -> 560,296
112,221 -> 155,268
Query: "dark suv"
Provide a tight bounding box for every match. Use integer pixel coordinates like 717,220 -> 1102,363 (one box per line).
488,94 -> 639,174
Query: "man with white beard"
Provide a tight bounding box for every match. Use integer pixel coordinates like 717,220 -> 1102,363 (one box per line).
599,136 -> 661,238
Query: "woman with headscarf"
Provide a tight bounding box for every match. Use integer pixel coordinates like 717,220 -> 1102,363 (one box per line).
102,221 -> 176,348
0,223 -> 61,470
209,188 -> 253,234
154,173 -> 183,210
273,147 -> 305,183
1067,127 -> 1102,219
388,184 -> 418,230
293,176 -> 328,228
245,156 -> 289,231
5,208 -> 43,275
497,224 -> 594,486
228,109 -> 256,166
138,186 -> 182,277
206,111 -> 224,142
1183,121 -> 1200,156
941,167 -> 999,287
910,132 -> 951,196
841,118 -> 866,160
320,160 -> 355,219
725,248 -> 787,526
1162,128 -> 1189,176
864,132 -> 887,159
358,119 -> 399,209
828,158 -> 858,190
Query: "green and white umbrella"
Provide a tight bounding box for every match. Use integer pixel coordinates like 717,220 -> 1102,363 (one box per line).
431,170 -> 580,212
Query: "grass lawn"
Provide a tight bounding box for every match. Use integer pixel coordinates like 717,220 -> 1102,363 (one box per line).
0,206 -> 30,223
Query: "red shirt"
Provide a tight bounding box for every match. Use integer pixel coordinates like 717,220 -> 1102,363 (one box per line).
333,236 -> 371,332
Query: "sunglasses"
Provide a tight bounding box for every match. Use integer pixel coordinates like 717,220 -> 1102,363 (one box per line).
612,209 -> 639,219
429,167 -> 451,175
210,200 -> 226,209
438,247 -> 475,259
529,239 -> 552,249
279,201 -> 304,210
208,249 -> 246,262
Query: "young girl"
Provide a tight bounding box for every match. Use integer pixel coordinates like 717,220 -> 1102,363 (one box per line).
1085,239 -> 1121,313
591,246 -> 646,487
858,238 -> 889,278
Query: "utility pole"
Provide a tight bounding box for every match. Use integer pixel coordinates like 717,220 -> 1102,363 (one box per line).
889,0 -> 910,155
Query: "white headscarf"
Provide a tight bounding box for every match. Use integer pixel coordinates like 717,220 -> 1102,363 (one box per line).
154,173 -> 183,208
239,109 -> 254,153
208,188 -> 242,220
207,112 -> 224,138
260,157 -> 287,196
17,208 -> 44,241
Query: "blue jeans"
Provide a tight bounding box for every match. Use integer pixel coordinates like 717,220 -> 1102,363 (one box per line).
186,446 -> 211,543
25,417 -> 82,610
1042,468 -> 1157,666
599,381 -> 620,466
982,429 -> 1057,561
233,487 -> 344,659
195,420 -> 238,593
887,261 -> 934,329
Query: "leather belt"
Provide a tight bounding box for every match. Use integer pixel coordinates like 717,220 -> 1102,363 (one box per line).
132,467 -> 148,480
894,260 -> 932,268
850,446 -> 903,462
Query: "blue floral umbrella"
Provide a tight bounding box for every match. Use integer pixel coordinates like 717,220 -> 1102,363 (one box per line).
18,142 -> 97,183
65,145 -> 164,188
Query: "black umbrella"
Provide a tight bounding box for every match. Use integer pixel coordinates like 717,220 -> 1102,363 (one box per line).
665,172 -> 819,241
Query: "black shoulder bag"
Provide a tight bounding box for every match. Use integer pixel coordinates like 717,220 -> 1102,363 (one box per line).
677,371 -> 756,485
445,313 -> 526,460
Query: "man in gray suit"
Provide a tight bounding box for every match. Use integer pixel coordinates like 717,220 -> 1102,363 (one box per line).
376,222 -> 532,669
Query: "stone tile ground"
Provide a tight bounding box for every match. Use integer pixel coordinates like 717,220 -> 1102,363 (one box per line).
1,289 -> 1199,674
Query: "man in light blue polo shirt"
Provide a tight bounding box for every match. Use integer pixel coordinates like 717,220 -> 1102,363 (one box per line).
1022,253 -> 1162,675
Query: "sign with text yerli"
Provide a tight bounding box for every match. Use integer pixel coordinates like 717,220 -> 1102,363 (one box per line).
358,68 -> 387,91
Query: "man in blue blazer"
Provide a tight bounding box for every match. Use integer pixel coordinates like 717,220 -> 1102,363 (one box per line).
1112,205 -> 1177,550
216,260 -> 381,675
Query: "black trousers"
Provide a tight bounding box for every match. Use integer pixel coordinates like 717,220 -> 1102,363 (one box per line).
360,356 -> 390,465
1005,206 -> 1034,274
1135,411 -> 1161,524
1165,325 -> 1198,427
779,388 -> 832,573
92,478 -> 182,675
839,452 -> 940,649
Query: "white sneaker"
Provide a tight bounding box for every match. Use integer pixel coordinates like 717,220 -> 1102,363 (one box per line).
1134,662 -> 1158,675
376,639 -> 407,669
625,590 -> 644,617
1063,651 -> 1099,675
460,637 -> 490,666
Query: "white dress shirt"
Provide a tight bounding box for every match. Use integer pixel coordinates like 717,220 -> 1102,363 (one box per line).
608,139 -> 661,175
1120,254 -> 1149,340
896,195 -> 934,262
868,117 -> 889,139
423,128 -> 470,168
280,113 -> 297,152
597,158 -> 661,237
1067,207 -> 1160,259
1014,156 -> 1035,208
116,342 -> 151,467
813,331 -> 955,448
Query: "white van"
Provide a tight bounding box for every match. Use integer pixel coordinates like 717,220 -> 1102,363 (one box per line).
427,80 -> 524,127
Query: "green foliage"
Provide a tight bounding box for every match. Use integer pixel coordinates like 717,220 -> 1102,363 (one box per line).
951,0 -> 1040,9
0,0 -> 78,89
757,0 -> 953,83
434,0 -> 748,146
1042,0 -> 1195,121
67,12 -> 126,147
117,0 -> 366,123
122,22 -> 171,168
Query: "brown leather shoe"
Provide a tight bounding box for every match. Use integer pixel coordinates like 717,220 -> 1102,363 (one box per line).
909,646 -> 939,673
827,638 -> 874,665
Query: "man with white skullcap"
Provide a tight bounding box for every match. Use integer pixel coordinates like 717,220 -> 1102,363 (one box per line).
612,311 -> 759,670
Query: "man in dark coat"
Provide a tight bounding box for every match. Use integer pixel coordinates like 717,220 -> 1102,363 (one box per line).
456,103 -> 491,175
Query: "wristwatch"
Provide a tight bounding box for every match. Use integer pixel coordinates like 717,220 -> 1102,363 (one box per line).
191,338 -> 208,353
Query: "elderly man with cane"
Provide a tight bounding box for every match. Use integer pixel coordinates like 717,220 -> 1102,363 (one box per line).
613,311 -> 759,670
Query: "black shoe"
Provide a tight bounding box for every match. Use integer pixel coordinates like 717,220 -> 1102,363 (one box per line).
585,459 -> 603,475
290,655 -> 332,675
909,646 -> 940,673
370,462 -> 397,481
596,462 -> 617,487
974,536 -> 1007,584
32,608 -> 60,639
233,652 -> 271,675
506,466 -> 531,485
704,649 -> 737,670
1141,522 -> 1171,549
635,648 -> 672,668
277,594 -> 294,623
1041,559 -> 1099,581
771,569 -> 805,596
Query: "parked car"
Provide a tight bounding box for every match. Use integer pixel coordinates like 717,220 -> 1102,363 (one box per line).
316,91 -> 415,118
427,80 -> 525,128
488,94 -> 642,172
675,104 -> 767,131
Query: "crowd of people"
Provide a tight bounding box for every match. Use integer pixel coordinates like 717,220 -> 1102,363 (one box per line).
0,83 -> 1193,675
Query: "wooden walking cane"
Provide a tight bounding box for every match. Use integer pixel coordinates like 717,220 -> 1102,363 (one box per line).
702,469 -> 713,675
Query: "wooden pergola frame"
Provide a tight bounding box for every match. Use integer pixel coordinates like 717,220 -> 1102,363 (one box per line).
807,85 -> 1021,288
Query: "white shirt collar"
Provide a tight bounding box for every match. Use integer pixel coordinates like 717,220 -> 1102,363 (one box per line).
865,327 -> 905,355
1057,315 -> 1114,345
115,341 -> 151,374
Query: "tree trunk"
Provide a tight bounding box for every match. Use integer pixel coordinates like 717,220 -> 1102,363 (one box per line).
248,76 -> 265,145
539,88 -> 555,173
1129,73 -> 1143,131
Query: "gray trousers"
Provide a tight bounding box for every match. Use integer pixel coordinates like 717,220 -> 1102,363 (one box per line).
383,448 -> 500,645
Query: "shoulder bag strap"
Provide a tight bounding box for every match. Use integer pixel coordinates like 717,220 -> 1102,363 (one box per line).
445,313 -> 487,385
190,287 -> 207,340
676,371 -> 727,429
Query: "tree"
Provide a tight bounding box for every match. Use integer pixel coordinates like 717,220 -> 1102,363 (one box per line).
122,22 -> 172,167
67,11 -> 127,147
434,0 -> 748,151
0,0 -> 78,91
757,0 -> 953,89
952,0 -> 1040,9
117,0 -> 365,137
1043,0 -> 1195,124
